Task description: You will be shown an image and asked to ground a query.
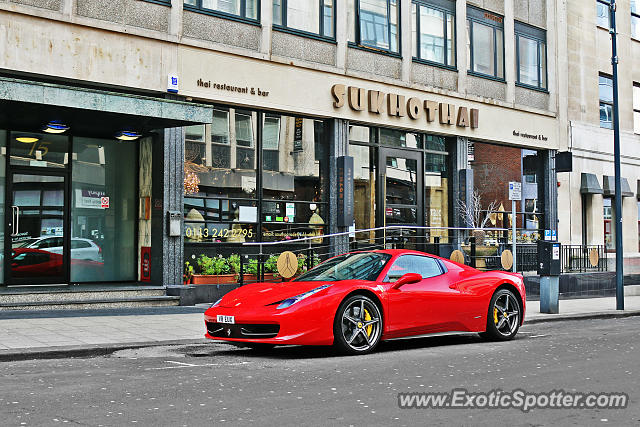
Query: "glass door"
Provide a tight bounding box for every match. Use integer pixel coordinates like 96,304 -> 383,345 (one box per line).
378,148 -> 424,249
5,172 -> 68,285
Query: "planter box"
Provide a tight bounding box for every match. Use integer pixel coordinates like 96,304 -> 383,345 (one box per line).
192,274 -> 237,285
241,273 -> 280,283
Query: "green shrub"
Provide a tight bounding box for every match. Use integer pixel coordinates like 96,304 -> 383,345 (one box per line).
197,254 -> 230,275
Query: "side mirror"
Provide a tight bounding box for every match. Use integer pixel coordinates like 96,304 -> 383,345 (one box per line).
391,273 -> 422,289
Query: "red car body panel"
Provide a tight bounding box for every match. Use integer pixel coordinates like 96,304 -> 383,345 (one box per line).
204,249 -> 526,346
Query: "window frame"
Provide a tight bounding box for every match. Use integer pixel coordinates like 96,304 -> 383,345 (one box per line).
383,254 -> 445,282
466,6 -> 505,82
599,73 -> 614,130
596,0 -> 610,29
272,0 -> 337,42
633,82 -> 640,134
515,21 -> 548,92
183,0 -> 261,25
632,0 -> 640,39
350,0 -> 402,57
411,0 -> 457,70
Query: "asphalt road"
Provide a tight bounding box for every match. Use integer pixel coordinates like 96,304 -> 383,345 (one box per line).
1,318 -> 638,426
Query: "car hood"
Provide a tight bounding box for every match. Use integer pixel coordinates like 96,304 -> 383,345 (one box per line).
217,281 -> 335,308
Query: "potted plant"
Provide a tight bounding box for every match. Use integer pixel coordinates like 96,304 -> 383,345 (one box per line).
183,261 -> 194,285
262,254 -> 280,282
192,254 -> 236,285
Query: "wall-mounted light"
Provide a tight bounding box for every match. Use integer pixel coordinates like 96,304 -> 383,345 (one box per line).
15,135 -> 39,143
42,121 -> 70,134
115,130 -> 142,141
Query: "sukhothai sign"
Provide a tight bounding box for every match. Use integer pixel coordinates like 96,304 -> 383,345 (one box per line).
331,84 -> 479,129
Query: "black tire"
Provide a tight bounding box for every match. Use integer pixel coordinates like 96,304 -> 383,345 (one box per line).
333,294 -> 383,355
482,288 -> 522,341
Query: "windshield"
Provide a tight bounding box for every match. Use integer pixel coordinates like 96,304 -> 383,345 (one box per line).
295,252 -> 392,282
12,238 -> 39,249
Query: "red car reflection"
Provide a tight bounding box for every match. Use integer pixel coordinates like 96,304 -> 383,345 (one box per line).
11,248 -> 104,279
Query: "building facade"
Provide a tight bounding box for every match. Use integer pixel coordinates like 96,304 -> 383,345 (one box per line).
558,0 -> 640,272
0,0 -> 562,290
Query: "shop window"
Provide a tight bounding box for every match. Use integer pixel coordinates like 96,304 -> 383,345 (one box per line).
467,6 -> 504,80
599,74 -> 613,130
515,22 -> 547,90
183,0 -> 258,21
71,137 -> 136,282
262,116 -> 281,172
637,200 -> 640,251
597,0 -> 610,28
273,0 -> 335,38
348,0 -> 400,54
603,197 -> 613,251
633,0 -> 640,38
633,83 -> 640,134
9,132 -> 69,169
411,0 -> 455,68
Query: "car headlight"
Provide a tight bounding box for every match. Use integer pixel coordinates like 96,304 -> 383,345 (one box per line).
210,298 -> 222,308
276,285 -> 332,309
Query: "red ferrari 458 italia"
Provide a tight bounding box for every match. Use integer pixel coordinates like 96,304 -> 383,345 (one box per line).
204,249 -> 526,355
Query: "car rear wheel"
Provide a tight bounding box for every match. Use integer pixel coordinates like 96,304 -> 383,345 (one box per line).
482,289 -> 521,341
333,295 -> 382,355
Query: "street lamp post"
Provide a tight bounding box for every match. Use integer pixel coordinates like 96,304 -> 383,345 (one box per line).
609,0 -> 624,310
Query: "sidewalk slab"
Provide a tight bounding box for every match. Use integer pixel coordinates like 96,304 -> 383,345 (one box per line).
525,295 -> 640,323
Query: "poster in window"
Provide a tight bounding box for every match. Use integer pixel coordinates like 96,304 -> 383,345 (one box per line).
293,117 -> 304,152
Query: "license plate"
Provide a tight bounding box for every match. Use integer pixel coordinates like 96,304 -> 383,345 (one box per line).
217,315 -> 235,324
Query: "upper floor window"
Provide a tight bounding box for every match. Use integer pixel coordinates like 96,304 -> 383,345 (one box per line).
184,0 -> 258,21
632,0 -> 640,38
596,0 -> 610,28
599,74 -> 613,129
411,0 -> 456,68
633,83 -> 640,134
348,0 -> 400,54
515,22 -> 547,90
467,6 -> 504,80
273,0 -> 335,38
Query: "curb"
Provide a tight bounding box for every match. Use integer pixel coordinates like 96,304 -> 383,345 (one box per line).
525,310 -> 640,324
0,338 -> 209,362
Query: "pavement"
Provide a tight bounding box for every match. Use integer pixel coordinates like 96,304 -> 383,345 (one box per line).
0,296 -> 639,361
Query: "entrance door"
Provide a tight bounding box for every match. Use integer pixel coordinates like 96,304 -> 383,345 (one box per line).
378,148 -> 424,248
5,172 -> 68,285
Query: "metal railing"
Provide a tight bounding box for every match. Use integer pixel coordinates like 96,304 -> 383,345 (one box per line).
561,245 -> 606,273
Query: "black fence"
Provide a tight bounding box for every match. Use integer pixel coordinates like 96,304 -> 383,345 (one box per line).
561,245 -> 606,273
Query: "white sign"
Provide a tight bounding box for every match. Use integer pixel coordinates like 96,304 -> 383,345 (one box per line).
508,182 -> 522,200
167,74 -> 179,93
238,206 -> 257,222
552,244 -> 560,260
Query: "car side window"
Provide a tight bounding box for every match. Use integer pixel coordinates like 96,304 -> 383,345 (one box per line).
71,240 -> 91,249
385,255 -> 443,282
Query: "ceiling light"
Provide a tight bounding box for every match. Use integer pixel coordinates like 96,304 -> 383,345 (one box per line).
42,121 -> 70,134
15,135 -> 39,143
115,130 -> 142,141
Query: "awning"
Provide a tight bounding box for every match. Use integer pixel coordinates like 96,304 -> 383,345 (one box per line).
580,173 -> 603,194
0,77 -> 212,136
602,175 -> 634,197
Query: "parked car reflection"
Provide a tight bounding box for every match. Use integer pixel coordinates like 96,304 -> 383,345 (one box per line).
11,248 -> 104,280
13,236 -> 103,262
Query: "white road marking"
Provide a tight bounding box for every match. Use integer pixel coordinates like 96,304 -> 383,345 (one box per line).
146,361 -> 250,371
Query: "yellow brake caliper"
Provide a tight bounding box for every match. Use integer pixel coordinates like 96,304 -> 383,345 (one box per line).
364,309 -> 373,336
493,308 -> 499,325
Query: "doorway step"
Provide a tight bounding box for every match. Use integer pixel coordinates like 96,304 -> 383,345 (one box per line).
0,286 -> 179,311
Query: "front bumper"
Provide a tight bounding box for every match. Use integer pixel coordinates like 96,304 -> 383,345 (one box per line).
203,303 -> 337,346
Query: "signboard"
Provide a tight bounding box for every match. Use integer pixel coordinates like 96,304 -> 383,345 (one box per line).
140,246 -> 151,282
544,229 -> 552,241
337,156 -> 354,227
100,197 -> 110,209
277,251 -> 298,278
552,230 -> 557,241
167,74 -> 179,93
293,117 -> 303,152
552,244 -> 560,260
508,182 -> 522,201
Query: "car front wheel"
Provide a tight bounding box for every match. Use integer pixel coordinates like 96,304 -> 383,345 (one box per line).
482,289 -> 521,341
333,295 -> 382,355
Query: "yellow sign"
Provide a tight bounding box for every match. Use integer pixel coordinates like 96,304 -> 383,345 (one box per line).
501,250 -> 514,270
277,251 -> 298,278
450,250 -> 465,265
589,248 -> 599,267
